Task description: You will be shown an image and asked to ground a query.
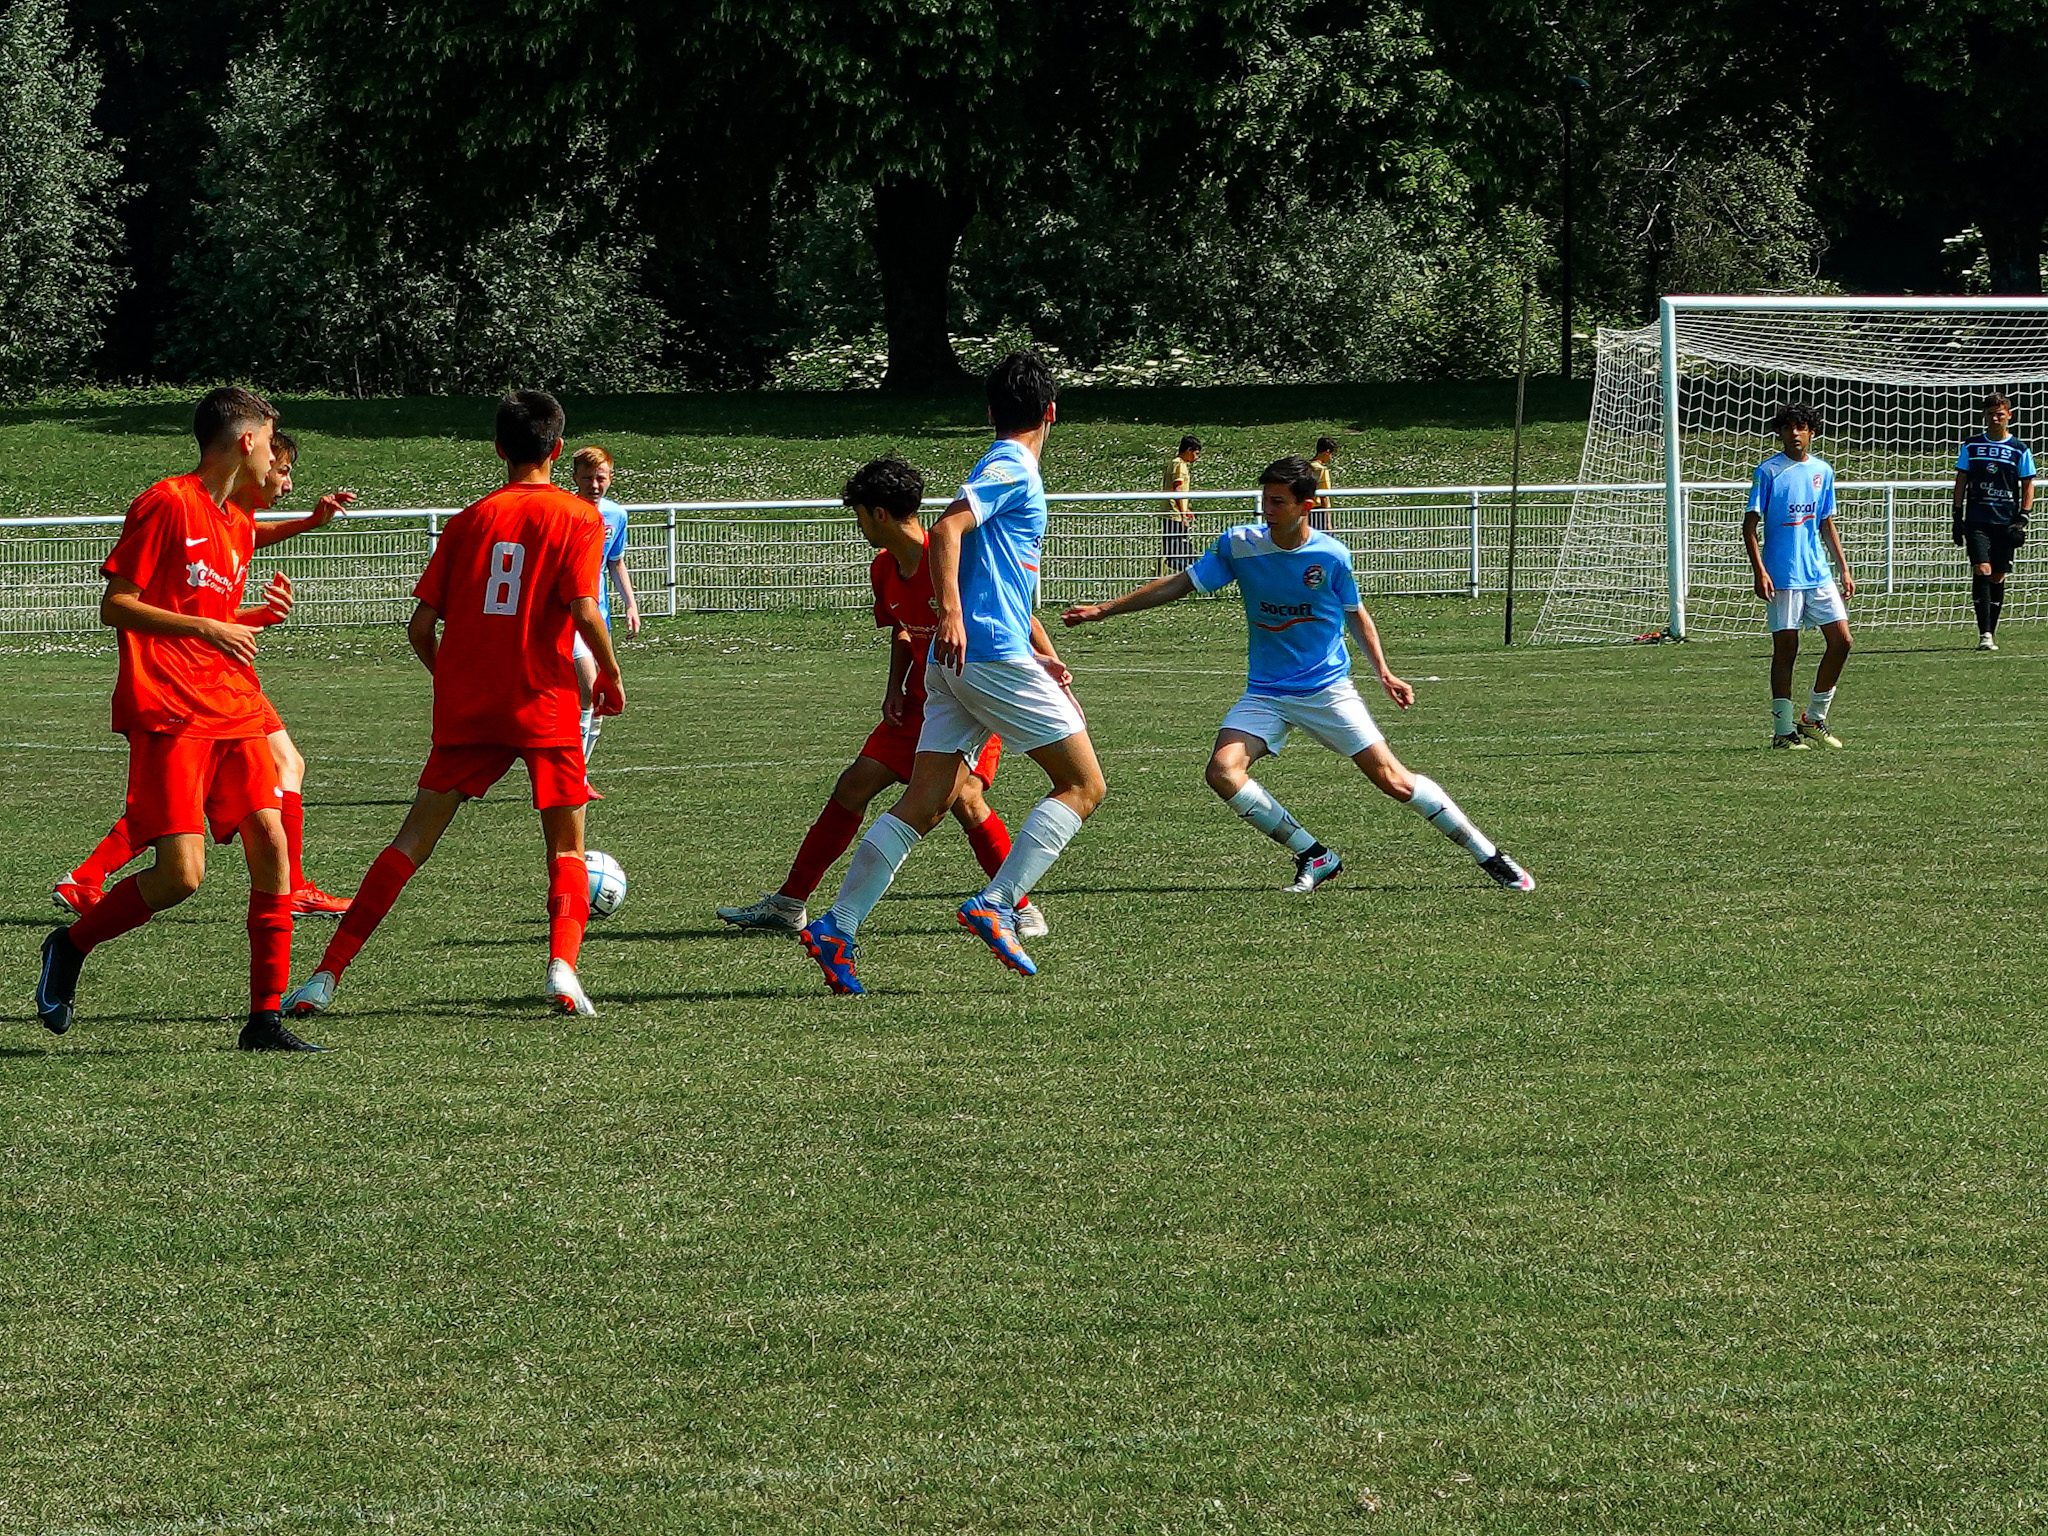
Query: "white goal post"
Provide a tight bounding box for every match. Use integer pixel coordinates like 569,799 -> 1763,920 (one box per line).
1533,295 -> 2048,643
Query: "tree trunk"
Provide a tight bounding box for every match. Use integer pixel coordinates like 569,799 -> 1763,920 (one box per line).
870,177 -> 979,393
1979,177 -> 2046,294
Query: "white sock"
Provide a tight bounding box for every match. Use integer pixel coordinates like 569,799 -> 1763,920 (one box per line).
1807,687 -> 1834,725
1772,697 -> 1796,736
1405,774 -> 1497,862
1227,781 -> 1318,854
981,797 -> 1086,908
581,707 -> 604,762
828,812 -> 921,933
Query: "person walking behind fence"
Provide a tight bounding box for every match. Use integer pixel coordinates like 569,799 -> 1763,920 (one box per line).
1161,435 -> 1201,573
570,446 -> 640,770
1308,436 -> 1339,531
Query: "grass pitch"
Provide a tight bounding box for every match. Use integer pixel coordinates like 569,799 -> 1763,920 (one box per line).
4,604 -> 2046,1533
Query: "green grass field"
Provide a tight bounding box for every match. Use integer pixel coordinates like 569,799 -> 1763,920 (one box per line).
0,381 -> 1592,518
5,600 -> 2045,1533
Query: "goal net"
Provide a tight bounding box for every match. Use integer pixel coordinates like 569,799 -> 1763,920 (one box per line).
1533,297 -> 2048,643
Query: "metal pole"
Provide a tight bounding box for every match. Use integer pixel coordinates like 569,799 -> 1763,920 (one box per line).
426,511 -> 439,551
1560,96 -> 1573,382
1505,277 -> 1533,644
1660,296 -> 1686,639
1884,486 -> 1896,595
1468,491 -> 1481,598
665,508 -> 678,617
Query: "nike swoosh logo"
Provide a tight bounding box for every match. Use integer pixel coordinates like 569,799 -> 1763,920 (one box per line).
185,537 -> 208,546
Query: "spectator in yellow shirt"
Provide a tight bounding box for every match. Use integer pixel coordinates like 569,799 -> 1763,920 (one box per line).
1308,436 -> 1338,531
1162,434 -> 1201,572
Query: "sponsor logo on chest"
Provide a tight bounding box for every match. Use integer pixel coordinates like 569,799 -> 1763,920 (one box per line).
185,548 -> 244,599
1259,600 -> 1315,618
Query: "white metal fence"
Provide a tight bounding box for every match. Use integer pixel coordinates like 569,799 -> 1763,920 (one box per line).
0,485 -> 1588,634
0,479 -> 1992,635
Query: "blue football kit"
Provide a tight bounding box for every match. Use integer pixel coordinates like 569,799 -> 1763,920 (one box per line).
954,438 -> 1047,662
1748,452 -> 1836,589
1188,525 -> 1363,695
596,496 -> 629,624
1956,433 -> 2035,528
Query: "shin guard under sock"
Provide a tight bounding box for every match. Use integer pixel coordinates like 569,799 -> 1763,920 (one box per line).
68,874 -> 155,954
1972,572 -> 1989,633
829,812 -> 922,934
962,812 -> 1031,910
1405,775 -> 1498,863
72,817 -> 136,888
247,890 -> 293,1012
281,791 -> 307,890
1989,577 -> 2008,633
548,854 -> 590,969
319,846 -> 416,978
981,798 -> 1085,909
780,799 -> 864,902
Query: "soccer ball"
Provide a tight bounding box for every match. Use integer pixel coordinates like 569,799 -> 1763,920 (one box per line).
585,850 -> 626,919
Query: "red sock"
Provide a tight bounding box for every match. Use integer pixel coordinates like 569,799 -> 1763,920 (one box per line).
68,874 -> 155,954
963,811 -> 1030,910
319,846 -> 416,978
548,854 -> 590,969
281,791 -> 306,889
779,799 -> 863,901
72,817 -> 136,889
247,890 -> 293,1012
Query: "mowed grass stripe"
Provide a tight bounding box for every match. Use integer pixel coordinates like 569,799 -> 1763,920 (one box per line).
1,603 -> 2044,1533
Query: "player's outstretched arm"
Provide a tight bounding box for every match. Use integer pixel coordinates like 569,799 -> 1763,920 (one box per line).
101,575 -> 259,663
883,628 -> 914,725
1344,605 -> 1413,710
572,596 -> 625,715
1741,512 -> 1773,601
254,491 -> 355,549
927,500 -> 974,673
407,600 -> 441,673
1061,570 -> 1195,627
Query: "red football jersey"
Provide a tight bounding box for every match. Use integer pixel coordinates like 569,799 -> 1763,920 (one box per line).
101,474 -> 266,739
413,482 -> 603,748
870,543 -> 941,706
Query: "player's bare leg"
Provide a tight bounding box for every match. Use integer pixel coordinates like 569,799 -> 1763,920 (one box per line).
721,754 -> 900,933
1349,741 -> 1532,891
1767,628 -> 1809,747
1206,729 -> 1340,893
285,787 -> 467,1017
1797,618 -> 1852,747
233,807 -> 317,1050
539,802 -> 596,1015
574,648 -> 603,770
959,731 -> 1105,975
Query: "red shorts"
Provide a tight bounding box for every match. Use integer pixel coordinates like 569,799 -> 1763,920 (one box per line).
420,744 -> 590,809
259,694 -> 284,735
125,731 -> 282,845
860,713 -> 1003,785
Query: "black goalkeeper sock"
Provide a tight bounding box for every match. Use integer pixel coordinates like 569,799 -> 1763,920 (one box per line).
1972,572 -> 1989,633
1988,578 -> 2008,634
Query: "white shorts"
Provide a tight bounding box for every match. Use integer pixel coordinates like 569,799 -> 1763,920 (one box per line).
918,657 -> 1087,758
1765,581 -> 1847,633
572,631 -> 593,662
1221,680 -> 1384,758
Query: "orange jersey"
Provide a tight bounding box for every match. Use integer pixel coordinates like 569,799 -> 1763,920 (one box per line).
871,544 -> 941,707
413,481 -> 603,748
101,474 -> 267,739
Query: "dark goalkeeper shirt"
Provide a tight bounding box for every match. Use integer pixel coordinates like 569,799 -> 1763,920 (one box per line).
1957,433 -> 2036,528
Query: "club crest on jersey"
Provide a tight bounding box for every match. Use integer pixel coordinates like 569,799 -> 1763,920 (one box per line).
1812,473 -> 1823,491
185,556 -> 242,597
1302,563 -> 1327,590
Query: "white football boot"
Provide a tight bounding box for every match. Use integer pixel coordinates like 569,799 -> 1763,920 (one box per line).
1014,902 -> 1049,939
715,891 -> 807,933
546,959 -> 597,1016
283,969 -> 338,1017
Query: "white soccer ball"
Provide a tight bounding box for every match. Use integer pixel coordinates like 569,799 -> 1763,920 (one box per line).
585,850 -> 626,919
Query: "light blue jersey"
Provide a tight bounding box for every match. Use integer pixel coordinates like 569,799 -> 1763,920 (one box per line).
1188,525 -> 1363,696
596,496 -> 629,625
1748,452 -> 1836,589
955,438 -> 1046,662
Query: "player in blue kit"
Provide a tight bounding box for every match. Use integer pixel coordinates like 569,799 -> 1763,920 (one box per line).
797,352 -> 1106,994
1063,456 -> 1534,893
1952,392 -> 2034,651
1742,402 -> 1854,749
570,445 -> 640,768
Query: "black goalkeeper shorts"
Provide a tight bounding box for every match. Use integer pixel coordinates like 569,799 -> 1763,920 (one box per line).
1965,525 -> 2022,574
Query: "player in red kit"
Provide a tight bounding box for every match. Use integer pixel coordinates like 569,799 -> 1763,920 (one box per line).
282,391 -> 625,1019
52,428 -> 357,918
714,457 -> 1046,938
35,388 -> 310,1050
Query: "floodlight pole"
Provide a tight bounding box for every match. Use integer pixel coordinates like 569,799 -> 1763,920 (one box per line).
1660,295 -> 1686,640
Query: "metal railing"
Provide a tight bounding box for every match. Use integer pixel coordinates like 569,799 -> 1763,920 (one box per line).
0,479 -> 1988,633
